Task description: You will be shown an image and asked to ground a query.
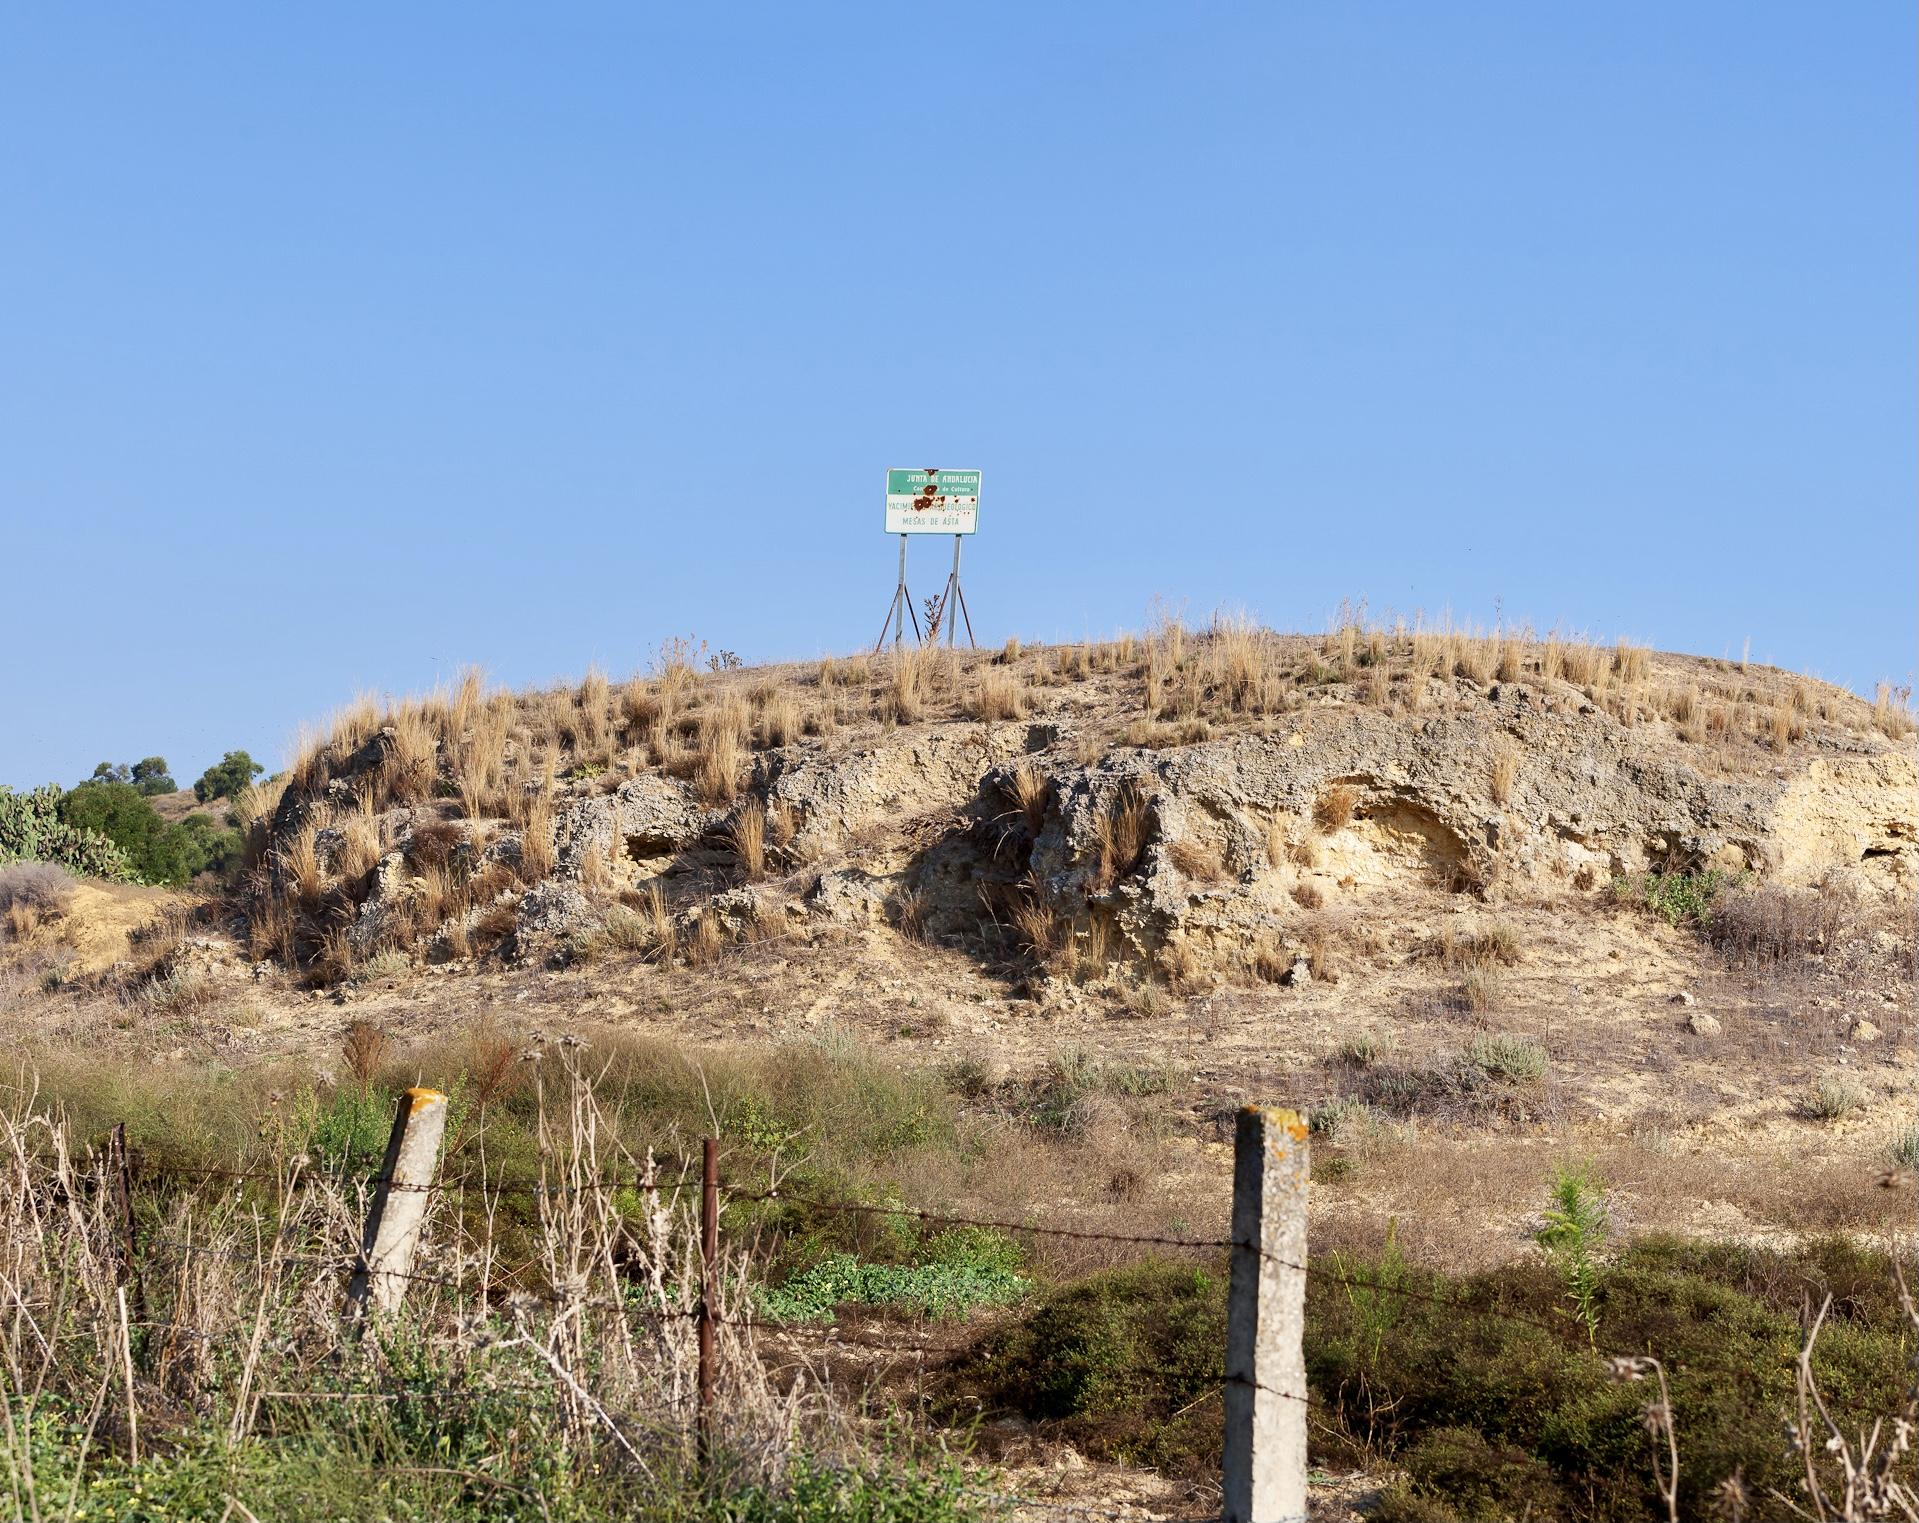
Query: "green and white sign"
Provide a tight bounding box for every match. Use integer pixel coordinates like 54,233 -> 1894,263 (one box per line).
885,468 -> 980,534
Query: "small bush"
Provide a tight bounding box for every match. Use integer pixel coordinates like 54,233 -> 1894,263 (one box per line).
1888,1125 -> 1919,1170
1166,838 -> 1224,882
1618,869 -> 1733,927
0,861 -> 74,918
1800,1074 -> 1863,1122
951,1259 -> 1226,1475
1463,1033 -> 1547,1083
1337,1031 -> 1394,1067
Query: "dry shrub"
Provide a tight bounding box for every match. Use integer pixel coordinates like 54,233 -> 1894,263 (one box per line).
728,802 -> 767,882
999,637 -> 1023,664
1613,639 -> 1649,686
1457,966 -> 1504,1014
382,702 -> 441,804
1167,838 -> 1225,882
406,817 -> 464,871
882,647 -> 932,724
970,668 -> 1027,721
1489,741 -> 1519,806
1291,881 -> 1325,910
1289,837 -> 1320,869
767,802 -> 798,851
1435,919 -> 1522,969
341,1018 -> 389,1088
0,863 -> 73,927
1009,761 -> 1050,840
1302,921 -> 1342,984
1314,782 -> 1359,833
1706,882 -> 1856,969
1091,782 -> 1152,892
1006,878 -> 1069,975
1265,814 -> 1290,869
337,796 -> 385,880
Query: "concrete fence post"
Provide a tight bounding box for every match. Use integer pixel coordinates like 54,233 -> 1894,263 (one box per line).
345,1087 -> 449,1319
1223,1105 -> 1310,1523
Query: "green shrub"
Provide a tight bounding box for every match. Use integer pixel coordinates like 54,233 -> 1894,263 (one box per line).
303,1085 -> 401,1172
1462,1034 -> 1548,1083
950,1257 -> 1227,1475
1890,1125 -> 1919,1170
957,1237 -> 1916,1516
1615,869 -> 1735,927
58,779 -> 241,885
0,784 -> 134,880
195,749 -> 265,803
757,1229 -> 1029,1321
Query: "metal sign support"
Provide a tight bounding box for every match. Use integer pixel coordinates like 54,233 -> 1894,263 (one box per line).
872,533 -> 922,654
940,534 -> 975,648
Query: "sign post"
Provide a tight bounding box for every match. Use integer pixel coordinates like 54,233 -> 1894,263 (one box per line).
875,469 -> 979,653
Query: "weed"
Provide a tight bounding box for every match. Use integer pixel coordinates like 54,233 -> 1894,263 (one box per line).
1888,1125 -> 1919,1170
1536,1163 -> 1608,1347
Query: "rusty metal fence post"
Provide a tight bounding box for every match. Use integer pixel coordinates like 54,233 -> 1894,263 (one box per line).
696,1136 -> 719,1466
345,1087 -> 449,1321
1223,1105 -> 1310,1523
108,1121 -> 146,1325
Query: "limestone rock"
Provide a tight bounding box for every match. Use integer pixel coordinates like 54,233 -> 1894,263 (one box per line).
1686,1011 -> 1722,1037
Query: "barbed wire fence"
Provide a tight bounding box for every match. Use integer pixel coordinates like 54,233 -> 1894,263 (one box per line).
40,1091 -> 1911,1522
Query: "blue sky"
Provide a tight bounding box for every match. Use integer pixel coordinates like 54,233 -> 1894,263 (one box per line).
2,3 -> 1912,788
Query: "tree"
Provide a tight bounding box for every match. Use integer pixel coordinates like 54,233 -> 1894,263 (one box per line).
132,757 -> 176,796
194,750 -> 264,804
91,762 -> 130,784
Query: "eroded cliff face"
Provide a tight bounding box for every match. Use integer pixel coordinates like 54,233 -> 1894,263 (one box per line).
456,682 -> 1914,972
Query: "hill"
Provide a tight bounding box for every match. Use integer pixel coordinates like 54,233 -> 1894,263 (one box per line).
1,616 -> 1913,1517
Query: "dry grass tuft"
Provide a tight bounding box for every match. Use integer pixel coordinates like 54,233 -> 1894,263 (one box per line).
1489,740 -> 1519,806
1314,782 -> 1359,833
1166,838 -> 1226,882
519,789 -> 555,882
970,668 -> 1027,721
728,802 -> 767,882
1091,782 -> 1152,892
1291,881 -> 1325,910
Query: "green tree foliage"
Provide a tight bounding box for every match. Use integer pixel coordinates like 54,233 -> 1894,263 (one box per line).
194,749 -> 264,803
132,756 -> 176,795
58,781 -> 241,886
0,785 -> 134,881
